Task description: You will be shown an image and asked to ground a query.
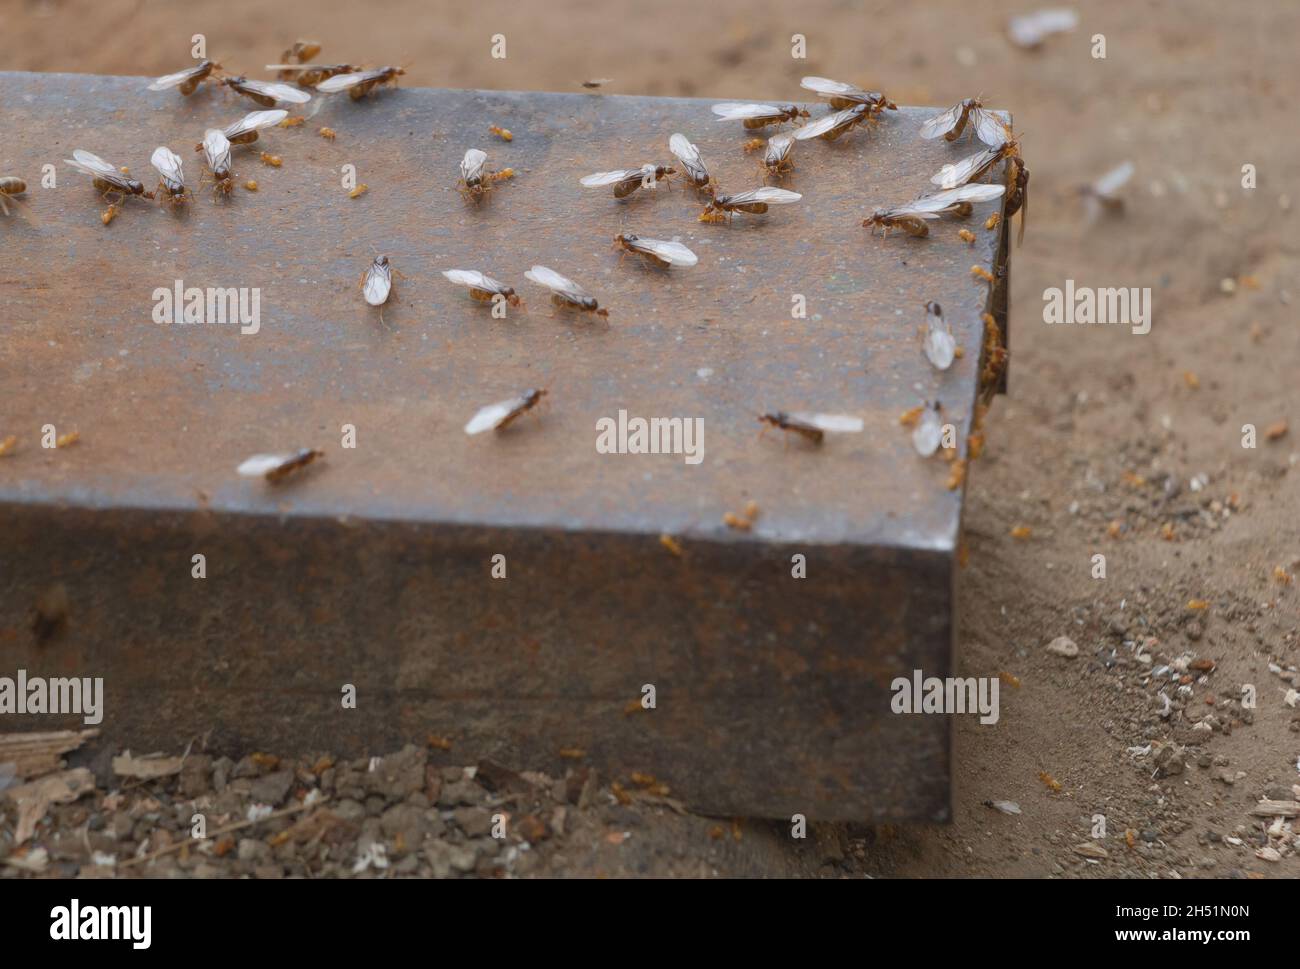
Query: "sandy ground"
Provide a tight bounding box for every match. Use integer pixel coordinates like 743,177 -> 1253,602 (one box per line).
3,0 -> 1299,877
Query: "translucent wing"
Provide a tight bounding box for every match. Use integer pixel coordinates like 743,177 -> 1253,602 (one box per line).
912,407 -> 944,457
224,109 -> 289,140
525,265 -> 585,296
237,454 -> 293,477
909,183 -> 1006,212
669,133 -> 700,165
922,303 -> 955,371
765,134 -> 794,162
67,149 -> 120,178
799,76 -> 868,100
315,72 -> 361,92
236,79 -> 311,104
712,102 -> 782,121
800,76 -> 888,107
1008,8 -> 1080,47
792,106 -> 864,140
464,398 -> 523,435
969,107 -> 1011,147
265,62 -> 347,73
442,269 -> 493,289
580,168 -> 644,187
203,130 -> 232,170
461,149 -> 488,182
721,187 -> 802,205
625,237 -> 698,266
948,182 -> 1007,203
919,102 -> 964,140
877,205 -> 941,221
924,328 -> 956,371
363,261 -> 391,306
930,147 -> 1001,187
793,413 -> 864,433
669,134 -> 708,183
148,65 -> 205,91
314,70 -> 388,92
1092,160 -> 1134,198
150,146 -> 185,184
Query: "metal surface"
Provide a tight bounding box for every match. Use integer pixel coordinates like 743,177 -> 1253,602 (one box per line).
1,73 -> 1010,821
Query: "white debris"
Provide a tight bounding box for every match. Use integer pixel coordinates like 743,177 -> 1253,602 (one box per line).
1008,8 -> 1079,48
1044,635 -> 1079,659
352,841 -> 389,873
985,799 -> 1022,815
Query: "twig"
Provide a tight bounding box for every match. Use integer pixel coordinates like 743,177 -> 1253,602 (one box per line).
119,797 -> 328,868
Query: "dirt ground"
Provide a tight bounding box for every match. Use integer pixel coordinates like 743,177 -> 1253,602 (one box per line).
3,0 -> 1299,878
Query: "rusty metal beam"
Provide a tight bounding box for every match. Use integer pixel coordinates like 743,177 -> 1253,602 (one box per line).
0,72 -> 1010,821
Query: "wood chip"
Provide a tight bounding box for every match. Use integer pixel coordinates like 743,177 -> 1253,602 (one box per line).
112,751 -> 184,779
1250,799 -> 1300,818
3,767 -> 96,844
0,728 -> 98,779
